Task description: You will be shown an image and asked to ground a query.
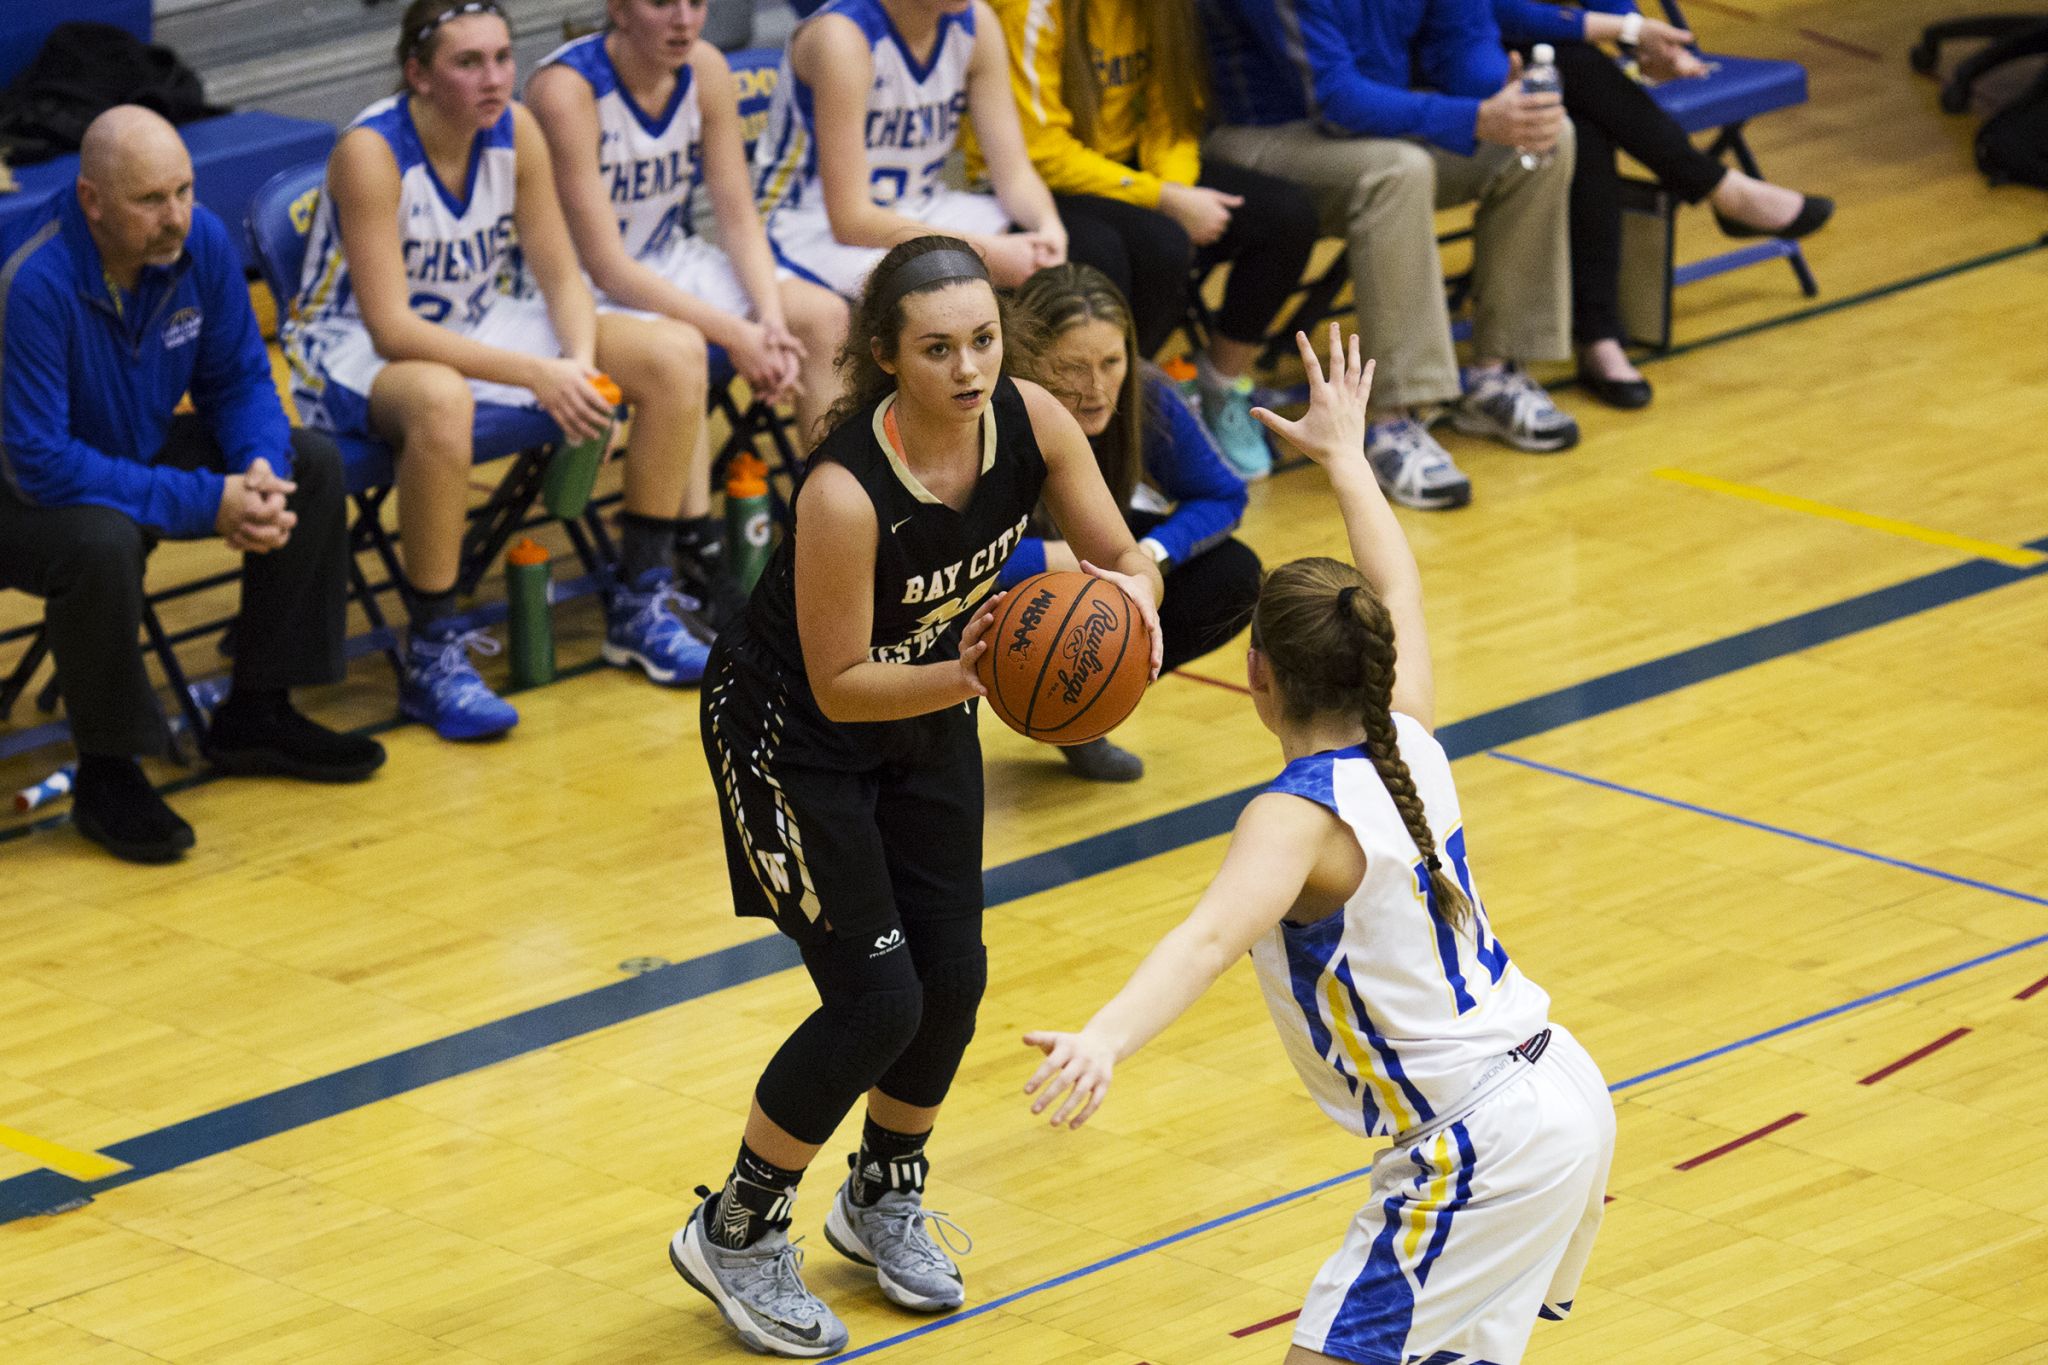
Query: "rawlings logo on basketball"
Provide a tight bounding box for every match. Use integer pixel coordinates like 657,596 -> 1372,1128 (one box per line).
1008,586 -> 1057,655
1054,599 -> 1121,704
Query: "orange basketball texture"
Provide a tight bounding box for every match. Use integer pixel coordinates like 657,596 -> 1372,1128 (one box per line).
976,572 -> 1151,744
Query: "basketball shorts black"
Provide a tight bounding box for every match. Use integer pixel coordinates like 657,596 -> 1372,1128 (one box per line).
700,650 -> 986,948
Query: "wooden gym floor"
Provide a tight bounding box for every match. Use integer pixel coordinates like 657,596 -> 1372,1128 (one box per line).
4,2 -> 2047,1360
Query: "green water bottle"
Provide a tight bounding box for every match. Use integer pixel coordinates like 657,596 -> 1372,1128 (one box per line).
725,454 -> 774,593
542,373 -> 621,519
505,536 -> 555,688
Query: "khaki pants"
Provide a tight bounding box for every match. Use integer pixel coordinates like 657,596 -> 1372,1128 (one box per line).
1205,121 -> 1575,409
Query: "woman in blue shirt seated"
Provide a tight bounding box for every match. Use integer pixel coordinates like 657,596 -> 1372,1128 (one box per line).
1494,0 -> 1830,408
1008,264 -> 1262,782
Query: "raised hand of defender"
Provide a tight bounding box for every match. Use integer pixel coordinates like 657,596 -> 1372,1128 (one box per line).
1251,324 -> 1375,470
1022,1027 -> 1115,1129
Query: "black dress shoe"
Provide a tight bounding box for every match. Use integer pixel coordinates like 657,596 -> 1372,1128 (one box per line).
204,695 -> 387,783
1713,194 -> 1834,240
71,756 -> 195,864
1576,369 -> 1654,410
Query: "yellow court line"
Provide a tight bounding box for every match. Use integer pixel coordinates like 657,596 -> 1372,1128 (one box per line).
1653,468 -> 2048,569
0,1123 -> 131,1182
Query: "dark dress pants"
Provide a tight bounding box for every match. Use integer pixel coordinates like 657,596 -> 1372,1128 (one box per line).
0,421 -> 349,757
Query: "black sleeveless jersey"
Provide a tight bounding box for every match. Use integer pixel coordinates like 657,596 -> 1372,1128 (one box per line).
715,374 -> 1046,765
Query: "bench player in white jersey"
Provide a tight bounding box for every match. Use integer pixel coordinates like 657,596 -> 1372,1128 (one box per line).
286,0 -> 715,741
754,0 -> 1066,298
527,0 -> 850,461
1024,328 -> 1616,1365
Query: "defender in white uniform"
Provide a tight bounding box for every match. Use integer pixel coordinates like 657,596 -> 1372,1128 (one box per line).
754,0 -> 1066,297
1025,329 -> 1614,1365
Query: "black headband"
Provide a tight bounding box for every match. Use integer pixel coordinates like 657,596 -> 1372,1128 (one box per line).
412,1 -> 505,53
872,247 -> 991,320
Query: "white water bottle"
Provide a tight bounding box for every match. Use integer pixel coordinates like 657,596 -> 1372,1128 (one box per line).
1518,43 -> 1562,171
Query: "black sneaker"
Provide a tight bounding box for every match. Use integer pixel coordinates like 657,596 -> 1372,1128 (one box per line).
1058,737 -> 1145,782
71,757 -> 195,863
204,695 -> 387,782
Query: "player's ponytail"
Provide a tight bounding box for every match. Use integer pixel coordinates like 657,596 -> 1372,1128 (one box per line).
1252,557 -> 1474,933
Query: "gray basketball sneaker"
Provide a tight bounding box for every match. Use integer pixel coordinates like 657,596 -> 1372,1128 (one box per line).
823,1172 -> 973,1312
670,1190 -> 849,1358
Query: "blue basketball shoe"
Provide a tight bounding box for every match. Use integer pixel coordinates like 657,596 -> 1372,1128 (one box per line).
603,567 -> 711,686
399,626 -> 519,740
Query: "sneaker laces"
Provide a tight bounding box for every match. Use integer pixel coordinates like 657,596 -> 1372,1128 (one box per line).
733,1235 -> 831,1324
619,579 -> 703,648
416,628 -> 503,702
1371,420 -> 1457,479
1472,368 -> 1560,433
871,1195 -> 974,1270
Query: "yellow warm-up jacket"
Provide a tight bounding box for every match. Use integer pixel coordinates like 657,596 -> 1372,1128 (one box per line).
978,0 -> 1201,208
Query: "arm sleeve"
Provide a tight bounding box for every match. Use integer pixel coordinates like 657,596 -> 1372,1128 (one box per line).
187,213 -> 294,480
1138,68 -> 1203,187
1419,0 -> 1514,102
997,0 -> 1169,205
1288,0 -> 1489,155
997,534 -> 1049,588
1139,374 -> 1246,566
0,271 -> 223,538
1492,1 -> 1589,45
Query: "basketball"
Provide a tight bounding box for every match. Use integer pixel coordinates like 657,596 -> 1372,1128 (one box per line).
977,571 -> 1151,744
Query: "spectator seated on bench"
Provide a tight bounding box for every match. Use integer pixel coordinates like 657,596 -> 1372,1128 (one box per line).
0,108 -> 384,865
0,0 -> 335,272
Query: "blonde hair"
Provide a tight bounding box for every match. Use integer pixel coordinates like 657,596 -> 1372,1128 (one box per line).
1252,557 -> 1474,931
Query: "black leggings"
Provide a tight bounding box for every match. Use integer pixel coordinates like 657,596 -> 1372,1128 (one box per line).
1060,159 -> 1320,358
1148,528 -> 1263,675
1544,41 -> 1729,345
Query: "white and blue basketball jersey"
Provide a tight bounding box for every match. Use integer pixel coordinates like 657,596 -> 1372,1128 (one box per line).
292,95 -> 520,340
1250,716 -> 1551,1142
537,33 -> 703,263
755,0 -> 977,220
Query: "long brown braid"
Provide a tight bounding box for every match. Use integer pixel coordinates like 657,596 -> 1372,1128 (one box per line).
1251,557 -> 1475,932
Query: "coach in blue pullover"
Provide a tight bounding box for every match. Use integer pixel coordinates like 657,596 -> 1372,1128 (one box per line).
0,107 -> 383,863
1200,0 -> 1579,511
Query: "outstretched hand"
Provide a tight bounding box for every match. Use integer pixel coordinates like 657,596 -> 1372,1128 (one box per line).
1250,325 -> 1375,471
1022,1028 -> 1115,1129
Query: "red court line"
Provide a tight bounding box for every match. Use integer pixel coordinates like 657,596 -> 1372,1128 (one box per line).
1173,669 -> 1252,697
1230,1309 -> 1302,1339
1798,28 -> 1883,62
2016,972 -> 2048,1001
1675,1112 -> 1805,1171
1859,1027 -> 1972,1085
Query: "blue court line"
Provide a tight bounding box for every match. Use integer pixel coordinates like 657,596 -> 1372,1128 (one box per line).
1486,751 -> 2048,914
4,536 -> 2047,1225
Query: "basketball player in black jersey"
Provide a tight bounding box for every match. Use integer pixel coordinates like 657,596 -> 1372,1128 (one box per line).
674,236 -> 1163,1357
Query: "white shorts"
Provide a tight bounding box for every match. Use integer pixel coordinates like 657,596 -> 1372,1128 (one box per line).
600,236 -> 762,322
766,188 -> 1012,298
287,293 -> 561,436
1294,1024 -> 1615,1365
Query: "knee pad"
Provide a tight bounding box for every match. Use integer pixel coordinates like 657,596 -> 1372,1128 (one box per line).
755,974 -> 924,1146
874,945 -> 987,1110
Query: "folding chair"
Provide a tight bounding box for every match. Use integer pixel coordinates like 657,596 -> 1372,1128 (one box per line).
1638,0 -> 1818,302
245,163 -> 596,673
1,594 -> 222,765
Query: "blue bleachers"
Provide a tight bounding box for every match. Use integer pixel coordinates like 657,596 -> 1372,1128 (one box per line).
0,0 -> 335,272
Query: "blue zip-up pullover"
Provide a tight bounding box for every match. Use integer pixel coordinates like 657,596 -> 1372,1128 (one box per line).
1202,0 -> 1511,155
0,192 -> 291,540
1494,0 -> 1636,45
1001,369 -> 1249,587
